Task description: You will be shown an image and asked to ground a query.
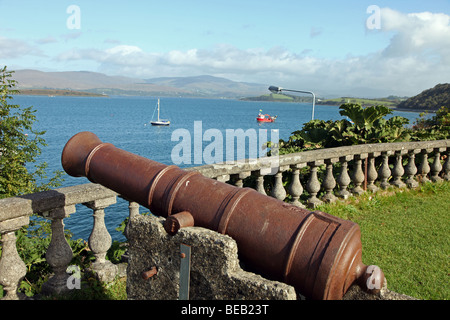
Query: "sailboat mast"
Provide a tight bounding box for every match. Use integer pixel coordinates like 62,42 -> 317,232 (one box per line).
157,98 -> 160,121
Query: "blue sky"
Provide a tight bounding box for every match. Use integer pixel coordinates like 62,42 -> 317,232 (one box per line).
1,0 -> 449,97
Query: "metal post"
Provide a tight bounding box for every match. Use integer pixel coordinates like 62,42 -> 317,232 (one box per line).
179,244 -> 191,300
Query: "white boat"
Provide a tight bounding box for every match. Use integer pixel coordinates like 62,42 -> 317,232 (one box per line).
150,98 -> 170,126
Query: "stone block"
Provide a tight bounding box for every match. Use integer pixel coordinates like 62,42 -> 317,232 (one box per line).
126,214 -> 297,300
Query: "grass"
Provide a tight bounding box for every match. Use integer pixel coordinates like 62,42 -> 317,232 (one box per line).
5,181 -> 447,300
319,97 -> 400,107
316,181 -> 450,300
85,181 -> 448,300
39,275 -> 127,300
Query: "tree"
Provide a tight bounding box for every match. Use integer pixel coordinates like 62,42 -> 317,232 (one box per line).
0,66 -> 63,198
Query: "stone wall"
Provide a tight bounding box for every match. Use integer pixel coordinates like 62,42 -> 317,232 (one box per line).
126,214 -> 297,300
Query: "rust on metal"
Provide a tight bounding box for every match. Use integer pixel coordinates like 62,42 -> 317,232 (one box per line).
61,131 -> 385,300
141,266 -> 157,280
163,211 -> 195,235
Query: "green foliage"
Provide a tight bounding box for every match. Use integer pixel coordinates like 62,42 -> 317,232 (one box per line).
279,103 -> 412,154
0,66 -> 64,198
411,106 -> 450,140
397,83 -> 450,111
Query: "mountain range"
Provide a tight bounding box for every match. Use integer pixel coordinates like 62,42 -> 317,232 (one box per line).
13,69 -> 268,98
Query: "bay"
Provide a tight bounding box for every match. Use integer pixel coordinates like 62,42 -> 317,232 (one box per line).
11,95 -> 426,241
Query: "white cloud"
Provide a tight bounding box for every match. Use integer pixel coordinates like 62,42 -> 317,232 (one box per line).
53,8 -> 450,97
381,8 -> 450,62
0,37 -> 43,58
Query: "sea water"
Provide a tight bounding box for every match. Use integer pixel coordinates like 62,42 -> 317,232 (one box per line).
10,95 -> 426,241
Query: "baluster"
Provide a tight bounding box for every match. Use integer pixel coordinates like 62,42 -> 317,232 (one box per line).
271,166 -> 288,201
352,154 -> 366,195
378,151 -> 392,189
391,151 -> 406,188
366,153 -> 379,192
321,159 -> 337,203
128,201 -> 140,219
255,170 -> 267,195
289,164 -> 305,207
233,171 -> 251,188
40,205 -> 76,296
215,174 -> 230,183
84,197 -> 118,283
430,148 -> 443,182
337,156 -> 352,199
417,149 -> 431,183
306,161 -> 323,208
443,150 -> 450,181
0,228 -> 28,300
124,200 -> 140,239
405,150 -> 419,188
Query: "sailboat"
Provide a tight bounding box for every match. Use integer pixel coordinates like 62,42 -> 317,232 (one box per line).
150,98 -> 170,126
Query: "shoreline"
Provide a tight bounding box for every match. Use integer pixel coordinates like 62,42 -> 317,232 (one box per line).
14,88 -> 108,97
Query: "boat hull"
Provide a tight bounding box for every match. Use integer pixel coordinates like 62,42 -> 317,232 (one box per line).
151,121 -> 170,126
256,118 -> 275,123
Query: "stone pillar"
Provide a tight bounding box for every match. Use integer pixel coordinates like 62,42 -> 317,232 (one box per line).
124,200 -> 140,240
84,197 -> 118,283
306,161 -> 323,208
232,171 -> 251,188
443,150 -> 450,181
321,159 -> 337,203
271,166 -> 288,201
430,148 -> 443,182
417,149 -> 431,183
391,151 -> 406,188
337,156 -> 352,199
41,205 -> 76,296
289,164 -> 305,207
254,170 -> 267,195
405,150 -> 419,189
352,154 -> 367,195
366,153 -> 379,193
378,151 -> 392,190
0,217 -> 28,300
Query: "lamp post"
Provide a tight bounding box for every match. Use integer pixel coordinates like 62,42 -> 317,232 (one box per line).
269,86 -> 316,120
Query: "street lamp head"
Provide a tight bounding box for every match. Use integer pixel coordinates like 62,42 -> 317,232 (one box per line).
268,86 -> 282,94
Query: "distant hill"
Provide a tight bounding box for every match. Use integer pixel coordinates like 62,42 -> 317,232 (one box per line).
144,75 -> 267,98
12,69 -> 267,98
396,83 -> 450,111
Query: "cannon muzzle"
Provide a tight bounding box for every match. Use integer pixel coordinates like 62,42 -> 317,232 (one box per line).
61,131 -> 385,300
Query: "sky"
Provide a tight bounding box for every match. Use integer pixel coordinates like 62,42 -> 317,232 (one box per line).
1,0 -> 449,97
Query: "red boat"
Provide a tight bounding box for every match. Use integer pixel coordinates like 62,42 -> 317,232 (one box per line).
257,111 -> 277,123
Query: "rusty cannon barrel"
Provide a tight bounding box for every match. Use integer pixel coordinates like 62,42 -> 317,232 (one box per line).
61,131 -> 385,300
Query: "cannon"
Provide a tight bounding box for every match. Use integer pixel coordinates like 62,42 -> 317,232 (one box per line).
61,131 -> 385,300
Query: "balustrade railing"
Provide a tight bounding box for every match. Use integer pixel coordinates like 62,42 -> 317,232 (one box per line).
0,139 -> 449,299
187,139 -> 450,207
